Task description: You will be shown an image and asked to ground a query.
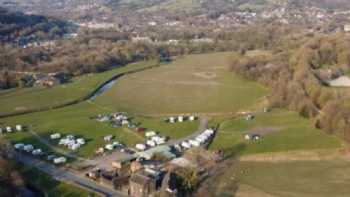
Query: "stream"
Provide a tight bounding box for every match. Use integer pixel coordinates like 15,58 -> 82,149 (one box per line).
89,79 -> 117,101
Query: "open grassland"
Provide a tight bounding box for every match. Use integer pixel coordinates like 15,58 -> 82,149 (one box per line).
0,102 -> 144,158
209,109 -> 341,155
235,160 -> 350,197
0,61 -> 156,116
95,52 -> 267,115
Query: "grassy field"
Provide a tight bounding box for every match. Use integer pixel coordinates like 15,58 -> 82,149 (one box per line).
209,108 -> 341,155
235,160 -> 350,197
0,61 -> 156,116
95,52 -> 267,115
0,102 -> 145,158
0,102 -> 199,157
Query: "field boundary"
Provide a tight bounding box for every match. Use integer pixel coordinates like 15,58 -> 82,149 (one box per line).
239,149 -> 350,162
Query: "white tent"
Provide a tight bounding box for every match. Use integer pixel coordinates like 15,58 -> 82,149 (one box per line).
54,157 -> 67,164
77,138 -> 85,145
23,144 -> 34,152
181,141 -> 191,149
6,127 -> 12,132
15,125 -> 23,131
146,140 -> 156,147
136,144 -> 146,151
32,149 -> 43,156
169,117 -> 175,123
105,144 -> 114,150
189,139 -> 200,147
14,143 -> 24,150
50,133 -> 61,140
145,131 -> 157,138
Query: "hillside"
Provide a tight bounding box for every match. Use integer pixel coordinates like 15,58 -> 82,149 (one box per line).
0,7 -> 74,43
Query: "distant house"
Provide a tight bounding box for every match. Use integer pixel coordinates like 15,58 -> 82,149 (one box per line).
129,172 -> 157,197
112,155 -> 137,169
35,75 -> 61,87
344,24 -> 350,32
131,36 -> 153,43
34,72 -> 70,87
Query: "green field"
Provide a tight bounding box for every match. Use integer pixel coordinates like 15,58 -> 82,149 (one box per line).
0,52 -> 265,157
0,102 -> 199,157
0,61 -> 156,116
95,52 -> 267,115
209,109 -> 341,155
0,102 -> 144,158
236,160 -> 350,197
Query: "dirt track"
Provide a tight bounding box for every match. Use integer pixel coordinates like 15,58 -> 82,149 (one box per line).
239,149 -> 350,162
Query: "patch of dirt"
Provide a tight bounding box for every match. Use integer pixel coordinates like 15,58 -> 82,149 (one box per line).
328,76 -> 350,87
236,184 -> 276,197
14,106 -> 28,111
247,127 -> 281,136
239,149 -> 349,162
132,78 -> 221,86
193,72 -> 217,79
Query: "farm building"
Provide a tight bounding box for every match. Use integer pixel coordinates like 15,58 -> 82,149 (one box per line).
35,75 -> 61,87
129,171 -> 158,197
112,155 -> 137,169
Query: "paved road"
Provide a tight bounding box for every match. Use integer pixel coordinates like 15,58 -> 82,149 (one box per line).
13,152 -> 126,197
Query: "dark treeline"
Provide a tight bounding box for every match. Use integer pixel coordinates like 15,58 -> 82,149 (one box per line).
231,32 -> 350,143
0,142 -> 25,196
0,7 -> 74,44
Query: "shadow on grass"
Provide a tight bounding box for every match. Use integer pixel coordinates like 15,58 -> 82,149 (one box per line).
223,142 -> 247,160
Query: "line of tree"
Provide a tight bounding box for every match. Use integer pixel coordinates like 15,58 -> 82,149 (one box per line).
230,32 -> 350,143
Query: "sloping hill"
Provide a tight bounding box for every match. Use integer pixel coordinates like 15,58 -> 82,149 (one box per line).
0,7 -> 73,43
